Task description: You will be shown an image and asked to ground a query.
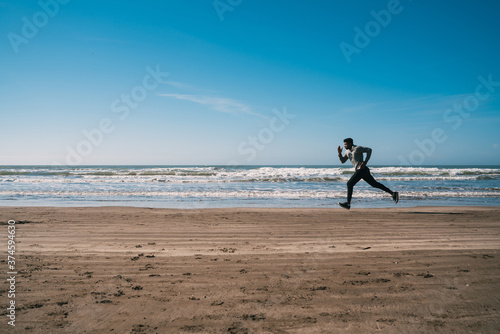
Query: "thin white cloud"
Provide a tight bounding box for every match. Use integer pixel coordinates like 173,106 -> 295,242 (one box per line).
159,93 -> 267,119
164,81 -> 193,89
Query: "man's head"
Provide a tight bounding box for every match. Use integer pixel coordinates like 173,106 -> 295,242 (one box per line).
343,138 -> 354,150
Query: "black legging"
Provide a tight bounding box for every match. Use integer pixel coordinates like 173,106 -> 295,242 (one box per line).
347,167 -> 392,203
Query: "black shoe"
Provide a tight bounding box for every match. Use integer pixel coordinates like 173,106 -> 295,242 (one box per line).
392,192 -> 399,204
338,202 -> 350,210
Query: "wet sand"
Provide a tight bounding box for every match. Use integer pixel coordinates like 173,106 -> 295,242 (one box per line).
1,206 -> 499,333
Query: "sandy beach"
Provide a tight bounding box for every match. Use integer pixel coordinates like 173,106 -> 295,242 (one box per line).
1,206 -> 499,333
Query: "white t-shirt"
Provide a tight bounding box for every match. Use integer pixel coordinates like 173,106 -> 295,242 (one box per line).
341,145 -> 372,170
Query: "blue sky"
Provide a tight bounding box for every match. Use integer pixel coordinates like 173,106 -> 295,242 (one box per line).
1,0 -> 499,165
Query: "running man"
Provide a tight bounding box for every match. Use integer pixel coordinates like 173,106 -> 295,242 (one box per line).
337,138 -> 399,210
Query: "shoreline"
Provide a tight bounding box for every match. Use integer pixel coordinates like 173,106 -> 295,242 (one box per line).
2,165 -> 499,211
1,206 -> 499,332
1,202 -> 499,210
1,204 -> 499,207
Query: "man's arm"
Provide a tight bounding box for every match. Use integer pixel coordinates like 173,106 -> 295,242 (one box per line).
360,146 -> 372,168
337,146 -> 348,163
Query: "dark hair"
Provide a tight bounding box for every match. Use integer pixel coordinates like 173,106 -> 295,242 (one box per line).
343,138 -> 353,145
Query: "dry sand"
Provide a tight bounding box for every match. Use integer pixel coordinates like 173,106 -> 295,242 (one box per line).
0,206 -> 499,333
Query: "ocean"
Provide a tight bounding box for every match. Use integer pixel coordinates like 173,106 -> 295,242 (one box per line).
0,165 -> 499,208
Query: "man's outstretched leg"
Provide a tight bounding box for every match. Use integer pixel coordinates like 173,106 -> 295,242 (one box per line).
362,168 -> 399,204
339,168 -> 399,209
339,169 -> 363,210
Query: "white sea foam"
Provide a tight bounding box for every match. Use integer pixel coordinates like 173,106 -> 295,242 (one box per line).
1,189 -> 498,198
1,166 -> 498,184
1,166 -> 499,206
